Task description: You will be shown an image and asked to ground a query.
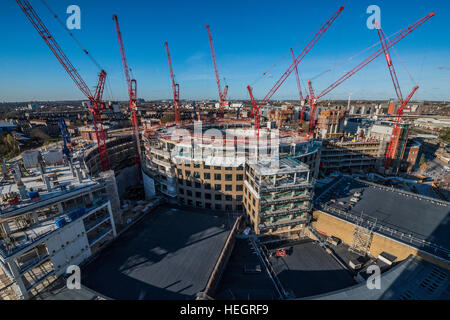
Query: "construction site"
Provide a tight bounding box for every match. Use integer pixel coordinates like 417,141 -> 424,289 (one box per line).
0,1 -> 447,301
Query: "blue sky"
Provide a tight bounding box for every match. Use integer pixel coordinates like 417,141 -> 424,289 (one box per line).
0,0 -> 449,102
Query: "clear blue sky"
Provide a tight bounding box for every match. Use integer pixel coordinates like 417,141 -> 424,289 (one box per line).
1,0 -> 449,102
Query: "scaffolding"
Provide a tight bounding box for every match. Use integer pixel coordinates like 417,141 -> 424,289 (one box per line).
349,212 -> 377,256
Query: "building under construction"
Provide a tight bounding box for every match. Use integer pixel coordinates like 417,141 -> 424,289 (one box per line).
0,155 -> 121,300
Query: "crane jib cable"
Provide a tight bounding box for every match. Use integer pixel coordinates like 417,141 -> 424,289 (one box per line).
40,0 -> 103,71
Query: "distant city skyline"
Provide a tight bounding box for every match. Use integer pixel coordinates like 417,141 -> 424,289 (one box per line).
1,0 -> 449,102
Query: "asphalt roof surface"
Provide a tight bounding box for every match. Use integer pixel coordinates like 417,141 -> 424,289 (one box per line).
82,205 -> 233,300
316,176 -> 450,257
307,256 -> 450,300
214,239 -> 280,300
267,240 -> 357,298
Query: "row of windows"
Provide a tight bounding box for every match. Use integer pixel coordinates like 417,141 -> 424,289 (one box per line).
181,162 -> 244,171
178,189 -> 243,201
178,197 -> 244,211
177,170 -> 243,181
178,180 -> 244,192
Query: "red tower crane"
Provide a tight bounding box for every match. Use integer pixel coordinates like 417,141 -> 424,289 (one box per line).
307,12 -> 434,137
164,42 -> 181,125
16,0 -> 110,171
247,6 -> 345,138
290,48 -> 305,125
113,14 -> 141,167
206,24 -> 228,120
374,21 -> 420,172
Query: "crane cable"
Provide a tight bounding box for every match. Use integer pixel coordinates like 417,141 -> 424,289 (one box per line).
40,0 -> 103,71
309,27 -> 404,81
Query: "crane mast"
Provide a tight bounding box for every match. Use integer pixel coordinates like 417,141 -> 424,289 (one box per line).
16,0 -> 110,171
290,48 -> 305,125
307,12 -> 434,137
113,14 -> 141,166
247,6 -> 345,138
375,22 -> 420,172
206,24 -> 228,120
164,42 -> 181,125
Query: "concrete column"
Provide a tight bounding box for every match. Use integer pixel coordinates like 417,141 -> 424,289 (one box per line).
7,260 -> 28,300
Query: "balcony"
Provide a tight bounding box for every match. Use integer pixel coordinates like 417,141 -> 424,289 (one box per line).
259,203 -> 312,218
259,178 -> 315,192
258,215 -> 310,231
260,191 -> 313,205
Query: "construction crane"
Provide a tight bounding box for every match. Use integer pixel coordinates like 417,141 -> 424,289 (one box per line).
113,14 -> 141,166
247,6 -> 345,138
164,42 -> 181,125
58,117 -> 72,162
307,12 -> 434,137
206,24 -> 228,120
16,0 -> 110,171
290,48 -> 306,125
374,21 -> 419,173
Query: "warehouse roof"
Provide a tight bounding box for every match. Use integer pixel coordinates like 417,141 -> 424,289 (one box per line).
315,176 -> 450,261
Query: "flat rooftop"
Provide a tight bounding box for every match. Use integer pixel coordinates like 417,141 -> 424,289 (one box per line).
214,239 -> 280,300
315,176 -> 450,261
0,164 -> 96,217
82,205 -> 234,300
266,239 -> 357,298
307,256 -> 450,300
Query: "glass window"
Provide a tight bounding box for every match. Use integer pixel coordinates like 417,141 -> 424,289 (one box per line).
204,172 -> 210,180
215,194 -> 222,201
214,173 -> 222,180
225,185 -> 232,191
237,174 -> 243,181
225,195 -> 232,201
205,183 -> 211,190
195,192 -> 202,198
215,204 -> 222,210
215,184 -> 221,191
205,193 -> 211,200
225,174 -> 232,181
236,185 -> 243,191
195,182 -> 201,188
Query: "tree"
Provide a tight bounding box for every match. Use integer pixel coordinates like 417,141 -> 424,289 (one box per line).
160,112 -> 175,124
0,134 -> 20,159
419,154 -> 427,172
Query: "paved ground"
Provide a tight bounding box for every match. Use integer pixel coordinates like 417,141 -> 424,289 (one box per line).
82,205 -> 233,300
214,239 -> 280,300
268,240 -> 357,298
